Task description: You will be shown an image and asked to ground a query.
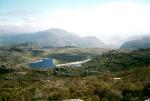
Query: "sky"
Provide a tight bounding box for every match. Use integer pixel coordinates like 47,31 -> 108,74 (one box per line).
0,0 -> 150,45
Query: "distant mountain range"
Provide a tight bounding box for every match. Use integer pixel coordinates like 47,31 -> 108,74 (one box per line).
1,28 -> 150,49
120,35 -> 150,50
0,28 -> 106,48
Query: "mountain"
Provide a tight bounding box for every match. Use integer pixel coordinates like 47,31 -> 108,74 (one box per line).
0,28 -> 106,48
120,35 -> 150,50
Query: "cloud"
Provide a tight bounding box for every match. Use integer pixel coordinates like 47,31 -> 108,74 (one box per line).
1,1 -> 150,44
0,24 -> 38,35
37,1 -> 150,44
0,9 -> 38,26
0,10 -> 34,16
0,18 -> 6,22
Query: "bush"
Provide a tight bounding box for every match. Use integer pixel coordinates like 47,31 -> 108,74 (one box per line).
48,88 -> 71,100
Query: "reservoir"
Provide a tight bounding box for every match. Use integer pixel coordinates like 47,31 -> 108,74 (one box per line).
29,58 -> 55,69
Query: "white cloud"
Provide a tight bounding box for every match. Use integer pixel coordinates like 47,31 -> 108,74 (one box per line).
33,1 -> 150,42
1,1 -> 150,44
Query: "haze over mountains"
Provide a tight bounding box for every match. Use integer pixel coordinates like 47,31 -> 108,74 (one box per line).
0,28 -> 150,49
120,35 -> 150,50
0,28 -> 106,48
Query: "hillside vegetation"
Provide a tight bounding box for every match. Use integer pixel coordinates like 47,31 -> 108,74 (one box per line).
0,45 -> 150,101
0,66 -> 150,101
83,49 -> 150,72
47,48 -> 110,63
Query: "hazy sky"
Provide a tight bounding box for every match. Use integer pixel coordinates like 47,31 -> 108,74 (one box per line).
0,0 -> 150,44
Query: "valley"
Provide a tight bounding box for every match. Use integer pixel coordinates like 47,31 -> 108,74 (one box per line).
0,43 -> 150,101
0,29 -> 150,101
1,0 -> 150,100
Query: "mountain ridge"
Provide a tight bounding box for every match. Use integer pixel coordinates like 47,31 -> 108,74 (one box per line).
120,35 -> 150,50
0,28 -> 106,48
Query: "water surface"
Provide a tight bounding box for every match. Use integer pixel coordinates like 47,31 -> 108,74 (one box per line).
29,58 -> 55,69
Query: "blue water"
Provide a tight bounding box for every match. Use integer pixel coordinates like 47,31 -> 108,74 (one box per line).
29,58 -> 55,69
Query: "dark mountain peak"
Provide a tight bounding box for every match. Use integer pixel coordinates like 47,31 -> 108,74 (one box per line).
120,35 -> 150,50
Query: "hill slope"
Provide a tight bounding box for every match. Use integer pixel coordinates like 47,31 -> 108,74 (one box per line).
120,36 -> 150,50
0,45 -> 150,101
83,49 -> 150,72
0,28 -> 106,48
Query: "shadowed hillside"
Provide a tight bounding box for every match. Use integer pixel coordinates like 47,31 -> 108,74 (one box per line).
83,49 -> 150,72
120,36 -> 150,50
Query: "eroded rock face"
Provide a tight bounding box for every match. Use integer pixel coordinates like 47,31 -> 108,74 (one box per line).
63,99 -> 83,101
